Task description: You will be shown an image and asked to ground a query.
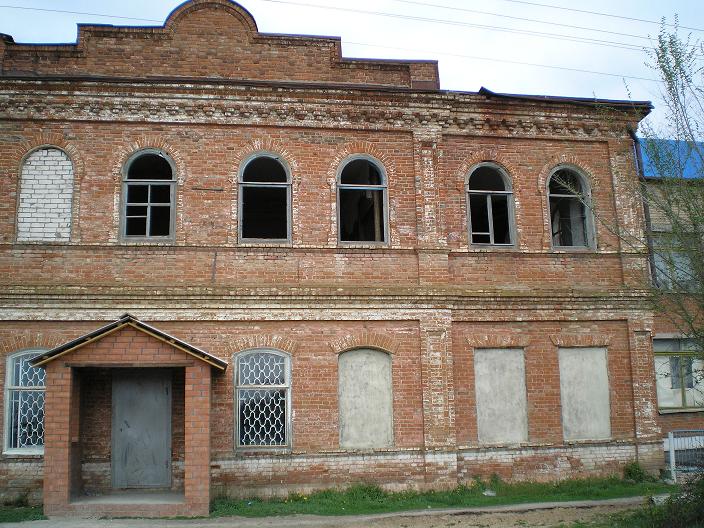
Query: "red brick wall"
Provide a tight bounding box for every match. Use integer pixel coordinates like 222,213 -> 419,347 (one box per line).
0,0 -> 661,513
1,0 -> 437,89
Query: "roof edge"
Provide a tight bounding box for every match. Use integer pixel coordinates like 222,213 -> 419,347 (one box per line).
30,313 -> 227,370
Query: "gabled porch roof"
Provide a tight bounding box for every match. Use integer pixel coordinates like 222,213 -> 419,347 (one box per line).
30,313 -> 227,370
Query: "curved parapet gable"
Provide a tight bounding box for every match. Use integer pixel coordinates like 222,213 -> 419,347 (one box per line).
165,0 -> 259,33
0,0 -> 439,89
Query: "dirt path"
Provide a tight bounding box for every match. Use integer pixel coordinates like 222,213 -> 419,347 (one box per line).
2,498 -> 649,528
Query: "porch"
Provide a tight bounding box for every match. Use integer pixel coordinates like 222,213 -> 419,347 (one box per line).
30,314 -> 227,518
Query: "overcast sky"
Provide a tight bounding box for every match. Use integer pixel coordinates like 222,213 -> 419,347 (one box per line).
1,0 -> 703,132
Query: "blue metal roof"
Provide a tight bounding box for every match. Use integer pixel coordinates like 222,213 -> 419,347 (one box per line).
640,138 -> 704,179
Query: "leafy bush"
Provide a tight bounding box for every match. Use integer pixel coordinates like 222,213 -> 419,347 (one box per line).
623,461 -> 653,483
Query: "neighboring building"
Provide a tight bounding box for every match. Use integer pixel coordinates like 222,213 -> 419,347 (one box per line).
0,0 -> 662,518
638,139 -> 704,435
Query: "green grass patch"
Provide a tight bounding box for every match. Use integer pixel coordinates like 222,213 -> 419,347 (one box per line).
210,477 -> 678,518
561,475 -> 704,528
0,505 -> 45,523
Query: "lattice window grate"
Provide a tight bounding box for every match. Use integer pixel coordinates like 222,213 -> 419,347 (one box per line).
236,351 -> 289,448
6,352 -> 45,450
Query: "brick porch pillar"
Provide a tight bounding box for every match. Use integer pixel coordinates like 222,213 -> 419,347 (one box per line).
184,363 -> 211,516
42,363 -> 75,516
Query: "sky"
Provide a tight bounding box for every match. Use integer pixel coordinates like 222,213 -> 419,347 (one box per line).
1,0 -> 703,131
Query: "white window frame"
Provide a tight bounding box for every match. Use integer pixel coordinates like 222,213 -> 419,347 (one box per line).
120,148 -> 177,242
234,349 -> 292,451
465,162 -> 516,247
654,337 -> 704,412
237,152 -> 292,244
4,350 -> 46,455
547,166 -> 596,249
336,154 -> 389,245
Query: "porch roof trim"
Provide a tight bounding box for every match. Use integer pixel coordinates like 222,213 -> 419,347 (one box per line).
30,313 -> 228,371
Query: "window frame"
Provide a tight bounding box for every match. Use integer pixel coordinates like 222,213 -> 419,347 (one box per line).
3,349 -> 46,455
654,337 -> 704,412
465,162 -> 516,247
237,152 -> 292,244
336,154 -> 389,246
120,148 -> 177,242
234,348 -> 292,451
547,166 -> 596,250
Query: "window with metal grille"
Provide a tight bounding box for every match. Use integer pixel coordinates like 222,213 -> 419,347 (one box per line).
654,338 -> 704,410
337,156 -> 388,243
121,149 -> 176,240
548,168 -> 594,248
4,351 -> 46,452
235,350 -> 291,448
466,163 -> 515,246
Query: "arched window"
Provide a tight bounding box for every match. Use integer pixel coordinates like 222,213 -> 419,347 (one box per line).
235,349 -> 291,448
17,147 -> 74,242
239,154 -> 291,241
338,348 -> 393,448
466,163 -> 514,245
122,149 -> 176,239
548,168 -> 594,248
4,350 -> 46,452
337,157 -> 387,243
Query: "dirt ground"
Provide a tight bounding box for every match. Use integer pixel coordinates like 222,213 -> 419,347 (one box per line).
2,503 -> 638,528
316,504 -> 628,528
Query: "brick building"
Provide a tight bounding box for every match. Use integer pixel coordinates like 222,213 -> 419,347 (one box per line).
0,0 -> 664,518
638,141 -> 704,439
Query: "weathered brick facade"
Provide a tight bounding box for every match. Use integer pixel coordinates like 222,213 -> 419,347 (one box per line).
0,0 -> 665,518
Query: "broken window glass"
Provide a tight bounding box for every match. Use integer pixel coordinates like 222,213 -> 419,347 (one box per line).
548,169 -> 591,247
123,152 -> 175,238
240,156 -> 290,240
338,158 -> 386,242
467,165 -> 513,245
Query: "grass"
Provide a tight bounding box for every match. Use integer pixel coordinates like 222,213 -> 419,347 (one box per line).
560,475 -> 704,528
210,477 -> 678,518
0,505 -> 45,523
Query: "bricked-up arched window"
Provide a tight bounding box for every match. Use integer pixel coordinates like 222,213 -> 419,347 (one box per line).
548,168 -> 594,248
466,163 -> 515,245
235,349 -> 291,448
17,147 -> 74,242
4,350 -> 46,453
337,156 -> 388,243
239,154 -> 291,242
338,348 -> 393,449
121,149 -> 176,240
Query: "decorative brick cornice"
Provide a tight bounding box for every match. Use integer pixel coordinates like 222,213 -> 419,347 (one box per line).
0,84 -> 635,140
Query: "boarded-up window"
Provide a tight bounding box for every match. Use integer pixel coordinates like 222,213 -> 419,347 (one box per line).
558,347 -> 611,441
338,348 -> 393,448
17,148 -> 74,241
474,349 -> 528,444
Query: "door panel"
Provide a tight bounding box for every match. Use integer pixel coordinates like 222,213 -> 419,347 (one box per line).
112,370 -> 171,488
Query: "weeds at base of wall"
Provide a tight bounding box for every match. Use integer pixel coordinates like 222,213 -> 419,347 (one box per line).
0,505 -> 45,523
567,474 -> 704,528
210,476 -> 678,518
